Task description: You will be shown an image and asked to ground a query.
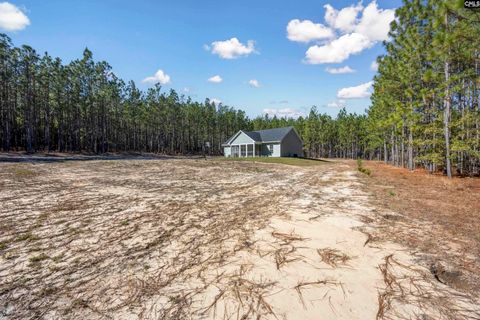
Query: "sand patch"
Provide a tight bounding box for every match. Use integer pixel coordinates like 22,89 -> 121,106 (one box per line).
0,160 -> 478,319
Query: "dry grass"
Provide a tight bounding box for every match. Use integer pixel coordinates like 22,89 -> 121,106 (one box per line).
269,230 -> 306,270
376,254 -> 478,320
1,157 -> 478,319
294,279 -> 341,310
317,248 -> 351,268
0,159 -> 302,319
354,160 -> 480,297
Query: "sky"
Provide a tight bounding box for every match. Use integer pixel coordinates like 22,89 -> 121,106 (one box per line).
0,0 -> 401,118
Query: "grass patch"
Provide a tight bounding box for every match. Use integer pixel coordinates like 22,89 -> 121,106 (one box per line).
357,159 -> 371,175
16,232 -> 40,242
52,254 -> 64,263
10,167 -> 37,177
29,253 -> 50,267
39,286 -> 57,297
52,202 -> 79,212
29,253 -> 50,263
221,157 -> 328,167
0,241 -> 8,251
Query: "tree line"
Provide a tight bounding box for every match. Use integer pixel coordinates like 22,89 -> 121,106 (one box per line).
251,108 -> 368,160
0,33 -> 367,159
367,0 -> 480,177
256,0 -> 480,177
0,34 -> 249,155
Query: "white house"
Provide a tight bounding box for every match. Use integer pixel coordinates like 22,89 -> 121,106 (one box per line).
222,126 -> 303,158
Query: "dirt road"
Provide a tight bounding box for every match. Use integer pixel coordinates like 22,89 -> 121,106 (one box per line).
0,159 -> 478,319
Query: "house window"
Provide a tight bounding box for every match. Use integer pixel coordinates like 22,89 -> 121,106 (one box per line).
247,144 -> 253,157
268,144 -> 274,154
240,145 -> 246,157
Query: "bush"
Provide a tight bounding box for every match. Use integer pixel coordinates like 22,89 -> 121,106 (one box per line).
357,159 -> 371,176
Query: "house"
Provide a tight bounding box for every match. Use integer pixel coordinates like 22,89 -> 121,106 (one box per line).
222,126 -> 303,158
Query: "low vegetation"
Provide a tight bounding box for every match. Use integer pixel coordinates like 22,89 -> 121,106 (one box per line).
356,159 -> 371,175
221,157 -> 328,167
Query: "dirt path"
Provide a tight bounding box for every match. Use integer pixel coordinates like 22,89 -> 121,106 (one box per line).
0,159 -> 478,319
192,164 -> 479,319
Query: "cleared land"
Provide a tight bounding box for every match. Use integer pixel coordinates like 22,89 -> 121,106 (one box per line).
0,158 -> 479,319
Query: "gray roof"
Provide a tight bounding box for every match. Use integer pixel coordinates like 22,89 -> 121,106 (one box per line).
224,127 -> 294,145
246,127 -> 294,142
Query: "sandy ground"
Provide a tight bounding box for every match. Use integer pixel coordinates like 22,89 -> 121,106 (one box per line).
0,158 -> 478,319
360,160 -> 480,297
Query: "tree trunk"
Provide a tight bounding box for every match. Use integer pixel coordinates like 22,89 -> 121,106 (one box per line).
408,123 -> 414,171
443,12 -> 452,178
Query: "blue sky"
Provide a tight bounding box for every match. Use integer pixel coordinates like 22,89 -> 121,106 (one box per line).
1,0 -> 401,118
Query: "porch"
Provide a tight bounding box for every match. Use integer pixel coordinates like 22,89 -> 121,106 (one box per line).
230,144 -> 262,157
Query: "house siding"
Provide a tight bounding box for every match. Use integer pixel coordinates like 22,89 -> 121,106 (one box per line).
280,129 -> 304,157
261,143 -> 281,157
230,132 -> 255,144
223,146 -> 231,157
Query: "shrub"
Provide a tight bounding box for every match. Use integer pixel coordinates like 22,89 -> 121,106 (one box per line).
357,159 -> 371,176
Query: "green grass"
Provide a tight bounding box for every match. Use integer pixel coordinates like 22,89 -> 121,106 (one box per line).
11,168 -> 37,177
16,232 -> 40,242
29,253 -> 50,267
357,159 -> 371,176
0,241 -> 8,251
220,157 -> 328,167
52,254 -> 64,263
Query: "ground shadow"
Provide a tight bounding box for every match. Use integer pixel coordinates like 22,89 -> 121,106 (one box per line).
0,153 -> 203,163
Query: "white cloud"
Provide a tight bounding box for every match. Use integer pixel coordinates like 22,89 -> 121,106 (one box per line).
326,65 -> 355,74
210,98 -> 222,105
208,75 -> 223,83
337,81 -> 373,99
370,60 -> 379,71
354,1 -> 395,42
295,1 -> 395,64
248,79 -> 260,88
324,2 -> 363,33
324,1 -> 393,41
263,108 -> 303,118
0,2 -> 30,31
286,19 -> 333,43
305,32 -> 371,64
326,100 -> 347,108
208,38 -> 256,59
142,69 -> 171,85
